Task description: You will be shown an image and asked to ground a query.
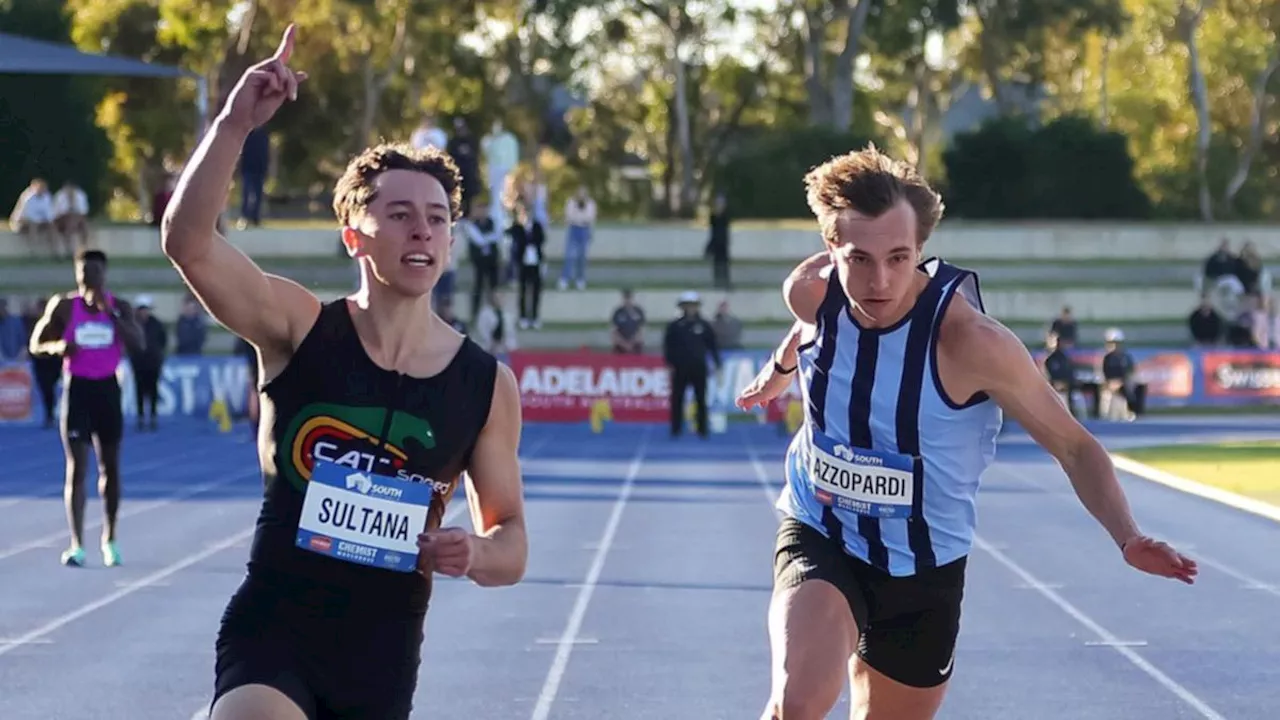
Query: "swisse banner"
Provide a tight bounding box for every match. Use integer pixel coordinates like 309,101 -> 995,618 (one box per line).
1201,351 -> 1280,398
509,351 -> 670,422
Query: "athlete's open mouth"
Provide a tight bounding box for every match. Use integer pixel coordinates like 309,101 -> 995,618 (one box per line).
400,252 -> 435,268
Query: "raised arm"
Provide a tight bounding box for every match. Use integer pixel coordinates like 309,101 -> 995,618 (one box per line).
945,306 -> 1197,584
161,26 -> 317,370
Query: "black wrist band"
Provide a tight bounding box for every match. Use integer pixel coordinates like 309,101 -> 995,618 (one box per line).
774,360 -> 797,375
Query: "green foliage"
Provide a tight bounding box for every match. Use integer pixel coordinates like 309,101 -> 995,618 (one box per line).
0,0 -> 112,215
714,126 -> 880,220
941,114 -> 1151,219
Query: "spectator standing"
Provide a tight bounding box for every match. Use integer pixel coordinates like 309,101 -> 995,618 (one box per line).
705,192 -> 731,289
457,201 -> 502,321
446,117 -> 481,215
511,201 -> 545,330
239,127 -> 270,227
410,114 -> 448,151
0,298 -> 27,361
1049,306 -> 1077,345
559,186 -> 596,290
128,295 -> 168,431
175,296 -> 208,355
663,291 -> 722,439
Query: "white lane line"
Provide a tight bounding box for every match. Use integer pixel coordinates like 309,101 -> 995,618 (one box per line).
745,441 -> 785,521
974,535 -> 1227,720
1110,453 -> 1280,525
529,430 -> 650,720
0,526 -> 255,658
0,468 -> 258,562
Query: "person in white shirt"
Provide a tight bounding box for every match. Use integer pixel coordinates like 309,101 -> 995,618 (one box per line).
409,114 -> 448,151
53,181 -> 91,254
475,289 -> 517,357
8,178 -> 58,258
559,186 -> 596,290
482,120 -> 519,228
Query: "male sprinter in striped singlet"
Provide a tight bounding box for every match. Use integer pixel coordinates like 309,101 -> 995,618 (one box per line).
162,26 -> 527,720
29,249 -> 143,568
736,147 -> 1198,720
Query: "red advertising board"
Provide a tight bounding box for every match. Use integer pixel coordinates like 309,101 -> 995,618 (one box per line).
1201,351 -> 1280,398
0,364 -> 33,422
509,351 -> 670,422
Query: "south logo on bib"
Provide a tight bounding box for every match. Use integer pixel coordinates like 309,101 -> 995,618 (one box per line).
805,427 -> 916,519
295,458 -> 434,572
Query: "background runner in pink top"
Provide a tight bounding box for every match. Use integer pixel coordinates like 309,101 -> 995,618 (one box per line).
63,292 -> 124,380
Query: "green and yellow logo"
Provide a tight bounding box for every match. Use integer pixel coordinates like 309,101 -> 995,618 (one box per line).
281,402 -> 439,493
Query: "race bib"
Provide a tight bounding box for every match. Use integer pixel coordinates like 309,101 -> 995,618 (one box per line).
295,459 -> 434,573
805,428 -> 916,519
74,321 -> 115,349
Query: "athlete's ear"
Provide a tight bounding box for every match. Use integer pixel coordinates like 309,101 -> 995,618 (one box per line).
341,226 -> 364,258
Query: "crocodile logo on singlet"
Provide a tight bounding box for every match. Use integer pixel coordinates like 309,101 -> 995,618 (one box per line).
281,402 -> 442,494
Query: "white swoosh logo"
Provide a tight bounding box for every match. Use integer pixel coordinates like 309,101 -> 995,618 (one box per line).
939,653 -> 955,676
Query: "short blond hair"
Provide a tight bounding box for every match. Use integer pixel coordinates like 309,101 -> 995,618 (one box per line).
803,144 -> 944,245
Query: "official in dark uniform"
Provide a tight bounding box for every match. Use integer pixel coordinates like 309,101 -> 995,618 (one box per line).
663,291 -> 722,438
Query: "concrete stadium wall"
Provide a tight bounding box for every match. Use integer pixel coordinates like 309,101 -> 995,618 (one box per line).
110,285 -> 1198,325
2,221 -> 1278,262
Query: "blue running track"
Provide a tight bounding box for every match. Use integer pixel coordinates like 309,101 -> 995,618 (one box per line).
0,414 -> 1278,719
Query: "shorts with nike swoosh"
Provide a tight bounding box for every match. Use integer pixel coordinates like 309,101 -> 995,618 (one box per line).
772,517 -> 967,688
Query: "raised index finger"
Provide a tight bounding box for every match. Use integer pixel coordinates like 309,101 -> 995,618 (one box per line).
275,23 -> 297,63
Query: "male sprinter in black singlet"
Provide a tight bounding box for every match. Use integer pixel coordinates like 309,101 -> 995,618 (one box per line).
162,26 -> 528,720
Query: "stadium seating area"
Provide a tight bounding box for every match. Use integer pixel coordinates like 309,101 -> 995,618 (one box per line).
3,221 -> 1276,354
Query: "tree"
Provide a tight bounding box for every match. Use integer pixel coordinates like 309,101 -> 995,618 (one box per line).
0,0 -> 112,215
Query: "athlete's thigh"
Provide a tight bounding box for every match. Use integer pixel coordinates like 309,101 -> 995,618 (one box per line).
768,580 -> 857,713
768,518 -> 865,718
210,684 -> 310,720
60,380 -> 92,455
849,660 -> 949,720
88,379 -> 124,446
849,558 -> 966,720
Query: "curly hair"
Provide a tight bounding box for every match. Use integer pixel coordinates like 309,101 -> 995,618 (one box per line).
332,142 -> 463,226
803,144 -> 944,246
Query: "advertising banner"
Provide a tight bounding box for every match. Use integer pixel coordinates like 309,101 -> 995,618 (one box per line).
1,347 -> 1276,426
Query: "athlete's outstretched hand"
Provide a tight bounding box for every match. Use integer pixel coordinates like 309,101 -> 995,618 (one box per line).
736,359 -> 796,411
220,24 -> 307,132
1122,535 -> 1198,584
418,527 -> 474,578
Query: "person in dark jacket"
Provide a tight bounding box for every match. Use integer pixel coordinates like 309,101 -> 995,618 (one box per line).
1042,333 -> 1079,419
1188,294 -> 1223,346
128,295 -> 168,430
705,193 -> 731,289
663,291 -> 722,438
510,201 -> 545,329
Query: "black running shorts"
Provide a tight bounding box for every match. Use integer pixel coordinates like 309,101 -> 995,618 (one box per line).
772,516 -> 966,688
212,573 -> 425,720
61,376 -> 123,445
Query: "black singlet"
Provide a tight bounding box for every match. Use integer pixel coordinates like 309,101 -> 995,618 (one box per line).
246,299 -> 497,613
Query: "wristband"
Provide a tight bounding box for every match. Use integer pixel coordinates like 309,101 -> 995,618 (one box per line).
773,360 -> 797,375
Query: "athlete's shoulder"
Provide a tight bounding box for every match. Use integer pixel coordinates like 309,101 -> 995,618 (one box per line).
783,251 -> 832,325
937,301 -> 1026,379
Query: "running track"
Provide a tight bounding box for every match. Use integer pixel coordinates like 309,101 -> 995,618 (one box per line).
1,414 -> 1278,719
